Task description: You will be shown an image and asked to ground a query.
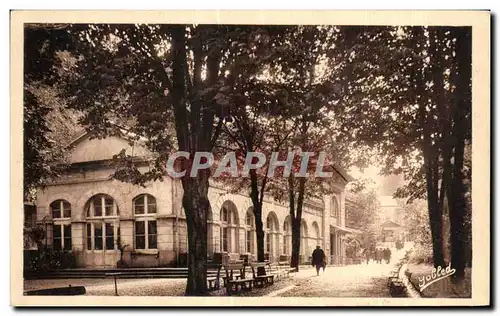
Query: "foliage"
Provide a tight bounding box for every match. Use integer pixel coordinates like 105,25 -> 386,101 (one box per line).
400,199 -> 432,246
23,224 -> 46,250
345,187 -> 381,249
23,25 -> 81,200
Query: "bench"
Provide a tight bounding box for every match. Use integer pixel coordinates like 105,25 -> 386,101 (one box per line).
24,285 -> 86,296
268,262 -> 289,280
224,263 -> 253,295
250,262 -> 275,288
105,272 -> 122,296
279,261 -> 297,275
206,263 -> 223,291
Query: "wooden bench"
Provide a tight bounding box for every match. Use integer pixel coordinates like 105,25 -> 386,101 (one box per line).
250,262 -> 275,287
224,263 -> 253,295
279,261 -> 297,276
268,262 -> 289,280
206,263 -> 223,291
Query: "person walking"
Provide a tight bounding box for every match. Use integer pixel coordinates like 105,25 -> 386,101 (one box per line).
311,246 -> 326,276
363,248 -> 371,264
383,248 -> 389,264
376,248 -> 382,264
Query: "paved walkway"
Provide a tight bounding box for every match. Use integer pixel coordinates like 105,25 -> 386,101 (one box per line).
271,261 -> 396,297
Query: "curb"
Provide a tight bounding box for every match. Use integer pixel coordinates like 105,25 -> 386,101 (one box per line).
399,263 -> 422,298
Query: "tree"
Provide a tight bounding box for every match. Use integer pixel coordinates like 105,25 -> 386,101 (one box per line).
23,25 -> 80,201
332,26 -> 472,278
58,24 -> 293,295
345,186 -> 381,250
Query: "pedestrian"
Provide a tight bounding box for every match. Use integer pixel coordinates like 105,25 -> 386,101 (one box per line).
311,245 -> 326,276
387,248 -> 392,264
363,248 -> 371,264
376,248 -> 382,264
383,248 -> 389,264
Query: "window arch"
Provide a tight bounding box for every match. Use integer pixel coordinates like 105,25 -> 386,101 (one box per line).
312,221 -> 321,246
133,194 -> 157,215
331,196 -> 340,218
84,194 -> 120,251
300,220 -> 308,256
86,194 -> 119,218
283,216 -> 291,255
245,208 -> 255,254
266,212 -> 279,259
207,206 -> 214,256
219,200 -> 239,253
51,199 -> 71,219
50,199 -> 72,250
133,194 -> 157,250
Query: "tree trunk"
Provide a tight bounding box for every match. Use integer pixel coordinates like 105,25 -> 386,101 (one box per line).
414,27 -> 445,268
447,27 -> 471,280
182,177 -> 210,296
289,174 -> 306,271
255,207 -> 265,272
291,218 -> 301,271
249,169 -> 266,274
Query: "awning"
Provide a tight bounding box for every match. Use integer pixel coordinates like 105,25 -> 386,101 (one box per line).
331,225 -> 364,235
330,224 -> 352,234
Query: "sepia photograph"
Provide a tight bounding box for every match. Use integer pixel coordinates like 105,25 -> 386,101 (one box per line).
10,10 -> 490,306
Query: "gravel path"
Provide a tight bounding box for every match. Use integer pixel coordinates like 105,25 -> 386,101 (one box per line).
277,262 -> 395,297
24,278 -> 186,296
24,259 -> 399,297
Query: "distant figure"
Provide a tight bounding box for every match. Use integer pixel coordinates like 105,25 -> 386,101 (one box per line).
311,246 -> 326,276
386,248 -> 392,264
382,248 -> 389,263
363,248 -> 372,264
375,248 -> 383,264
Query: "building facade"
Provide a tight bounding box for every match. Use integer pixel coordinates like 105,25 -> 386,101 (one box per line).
34,133 -> 354,268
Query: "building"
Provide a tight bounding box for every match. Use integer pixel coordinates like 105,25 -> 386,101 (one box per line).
380,220 -> 404,243
33,132 -> 355,268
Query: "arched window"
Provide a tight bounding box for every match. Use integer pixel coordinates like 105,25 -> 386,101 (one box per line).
133,194 -> 157,250
266,212 -> 279,260
85,194 -> 119,251
86,194 -> 119,218
51,199 -> 71,219
312,221 -> 321,246
207,207 -> 214,256
300,220 -> 308,256
245,208 -> 255,254
219,201 -> 239,253
283,216 -> 291,256
133,194 -> 157,215
50,199 -> 72,251
331,196 -> 340,218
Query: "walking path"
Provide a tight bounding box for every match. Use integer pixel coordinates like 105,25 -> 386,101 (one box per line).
24,250 -> 405,297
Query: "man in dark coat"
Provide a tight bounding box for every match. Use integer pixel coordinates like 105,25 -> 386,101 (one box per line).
311,246 -> 326,276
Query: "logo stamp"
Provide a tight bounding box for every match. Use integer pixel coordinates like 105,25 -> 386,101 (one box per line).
418,263 -> 456,292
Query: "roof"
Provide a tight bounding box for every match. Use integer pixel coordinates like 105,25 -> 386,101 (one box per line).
380,220 -> 401,228
331,164 -> 355,183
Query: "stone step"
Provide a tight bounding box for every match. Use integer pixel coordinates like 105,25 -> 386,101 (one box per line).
25,268 -> 222,279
